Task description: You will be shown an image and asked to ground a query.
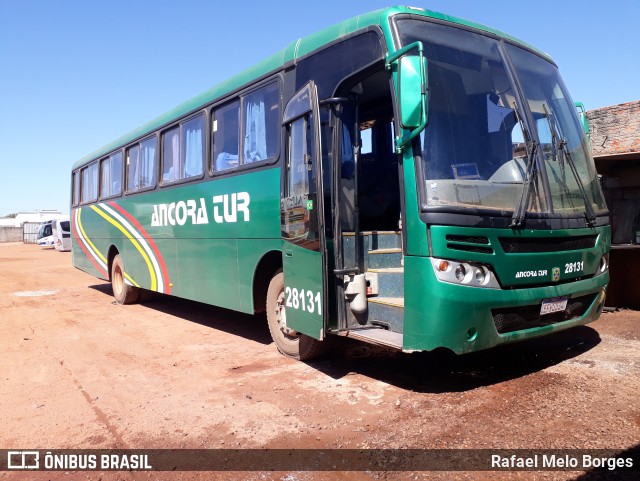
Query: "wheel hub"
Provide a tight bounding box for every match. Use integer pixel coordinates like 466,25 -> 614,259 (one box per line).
275,290 -> 297,337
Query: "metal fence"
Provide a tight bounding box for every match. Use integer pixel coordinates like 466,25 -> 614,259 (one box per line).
23,222 -> 41,244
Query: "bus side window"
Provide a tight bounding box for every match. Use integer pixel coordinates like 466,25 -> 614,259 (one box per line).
127,138 -> 157,191
162,127 -> 180,183
243,82 -> 280,164
101,151 -> 123,198
126,145 -> 140,192
139,137 -> 157,188
81,163 -> 98,203
72,171 -> 80,206
110,151 -> 123,195
180,114 -> 204,179
212,100 -> 240,172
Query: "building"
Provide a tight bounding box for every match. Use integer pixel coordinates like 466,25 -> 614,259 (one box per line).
0,210 -> 67,228
587,100 -> 640,308
0,210 -> 67,243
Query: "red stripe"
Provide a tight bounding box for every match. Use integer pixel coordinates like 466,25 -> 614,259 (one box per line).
108,201 -> 171,294
73,209 -> 108,278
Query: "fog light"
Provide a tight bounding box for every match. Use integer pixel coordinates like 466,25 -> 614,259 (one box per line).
455,264 -> 466,281
474,267 -> 486,285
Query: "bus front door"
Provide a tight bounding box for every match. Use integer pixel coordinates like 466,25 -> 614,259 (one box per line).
280,81 -> 327,340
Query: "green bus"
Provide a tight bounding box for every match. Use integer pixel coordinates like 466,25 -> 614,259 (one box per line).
71,6 -> 610,360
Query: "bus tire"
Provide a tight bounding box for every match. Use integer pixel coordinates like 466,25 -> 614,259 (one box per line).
266,269 -> 326,361
111,254 -> 140,305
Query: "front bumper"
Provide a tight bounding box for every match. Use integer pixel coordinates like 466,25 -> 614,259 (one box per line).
402,255 -> 608,354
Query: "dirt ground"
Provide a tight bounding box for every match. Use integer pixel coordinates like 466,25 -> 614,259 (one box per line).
0,243 -> 638,481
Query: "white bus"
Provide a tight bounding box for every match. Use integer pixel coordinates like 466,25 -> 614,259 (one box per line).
52,218 -> 71,252
36,220 -> 55,248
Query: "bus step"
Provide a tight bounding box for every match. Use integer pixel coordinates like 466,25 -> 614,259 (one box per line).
367,231 -> 402,250
341,327 -> 403,349
367,297 -> 404,333
342,231 -> 401,268
367,248 -> 403,269
367,267 -> 404,297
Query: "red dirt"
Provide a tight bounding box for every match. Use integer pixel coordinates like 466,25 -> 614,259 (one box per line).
0,243 -> 637,480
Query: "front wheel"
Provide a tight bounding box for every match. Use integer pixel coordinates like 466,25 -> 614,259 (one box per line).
111,254 -> 140,305
266,269 -> 327,360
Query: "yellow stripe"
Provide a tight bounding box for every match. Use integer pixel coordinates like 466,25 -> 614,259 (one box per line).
124,272 -> 140,288
90,205 -> 157,290
76,209 -> 107,264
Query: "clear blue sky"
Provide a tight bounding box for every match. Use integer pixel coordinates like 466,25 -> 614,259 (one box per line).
1,0 -> 637,216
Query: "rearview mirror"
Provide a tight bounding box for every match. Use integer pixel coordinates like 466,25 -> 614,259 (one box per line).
575,102 -> 590,137
386,41 -> 429,152
398,55 -> 426,129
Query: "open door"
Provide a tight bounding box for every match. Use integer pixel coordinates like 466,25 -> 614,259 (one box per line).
280,81 -> 326,340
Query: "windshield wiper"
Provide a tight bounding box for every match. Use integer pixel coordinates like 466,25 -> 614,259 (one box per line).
542,104 -> 597,227
541,104 -> 576,210
510,102 -> 538,228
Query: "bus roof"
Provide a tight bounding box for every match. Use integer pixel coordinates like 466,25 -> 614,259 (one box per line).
72,6 -> 547,171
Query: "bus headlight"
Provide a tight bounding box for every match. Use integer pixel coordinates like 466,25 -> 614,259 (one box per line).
431,258 -> 500,289
455,264 -> 467,281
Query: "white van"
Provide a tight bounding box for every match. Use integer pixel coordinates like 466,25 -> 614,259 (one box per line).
52,218 -> 71,252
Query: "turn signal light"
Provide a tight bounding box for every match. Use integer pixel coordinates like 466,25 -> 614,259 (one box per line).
438,260 -> 450,272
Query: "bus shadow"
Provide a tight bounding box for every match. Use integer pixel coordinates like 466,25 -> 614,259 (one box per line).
309,326 -> 601,393
88,284 -> 273,346
88,283 -> 601,391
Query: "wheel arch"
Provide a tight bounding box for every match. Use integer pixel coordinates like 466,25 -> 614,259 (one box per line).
107,245 -> 120,280
252,250 -> 282,314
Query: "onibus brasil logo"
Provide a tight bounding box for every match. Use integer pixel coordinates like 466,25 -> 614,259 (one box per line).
6,451 -> 152,470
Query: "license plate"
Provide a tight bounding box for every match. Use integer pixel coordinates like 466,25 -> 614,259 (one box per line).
540,297 -> 568,315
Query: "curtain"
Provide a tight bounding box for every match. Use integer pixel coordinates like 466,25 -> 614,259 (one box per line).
244,93 -> 267,162
171,131 -> 179,180
184,124 -> 202,177
89,163 -> 98,200
102,162 -> 111,197
128,147 -> 140,191
141,140 -> 156,188
111,152 -> 122,195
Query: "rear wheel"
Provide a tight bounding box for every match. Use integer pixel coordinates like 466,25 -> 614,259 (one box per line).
111,254 -> 140,305
266,269 -> 326,360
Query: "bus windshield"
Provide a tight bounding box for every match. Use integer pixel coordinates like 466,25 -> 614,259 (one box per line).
397,19 -> 607,218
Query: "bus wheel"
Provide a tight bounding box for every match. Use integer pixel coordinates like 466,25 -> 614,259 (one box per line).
111,254 -> 140,305
266,269 -> 326,361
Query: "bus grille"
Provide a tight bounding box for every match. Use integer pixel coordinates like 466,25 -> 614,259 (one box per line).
446,235 -> 489,244
446,235 -> 494,254
491,293 -> 597,334
447,243 -> 494,254
498,235 -> 597,253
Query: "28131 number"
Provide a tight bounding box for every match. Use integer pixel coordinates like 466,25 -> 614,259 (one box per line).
565,261 -> 584,274
285,287 -> 322,315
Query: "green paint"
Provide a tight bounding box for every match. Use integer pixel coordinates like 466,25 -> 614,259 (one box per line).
282,243 -> 324,340
74,167 -> 281,314
72,6 -> 608,358
403,255 -> 607,354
